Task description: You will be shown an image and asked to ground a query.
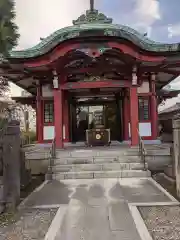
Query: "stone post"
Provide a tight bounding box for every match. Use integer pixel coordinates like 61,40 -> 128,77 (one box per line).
3,120 -> 21,210
173,118 -> 180,197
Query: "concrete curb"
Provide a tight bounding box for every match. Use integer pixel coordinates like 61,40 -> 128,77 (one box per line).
128,177 -> 179,240
25,204 -> 62,209
128,204 -> 153,240
160,172 -> 176,183
44,205 -> 67,240
130,201 -> 180,206
129,202 -> 180,240
149,178 -> 179,203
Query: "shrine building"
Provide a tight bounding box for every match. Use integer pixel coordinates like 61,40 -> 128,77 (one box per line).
1,3 -> 180,148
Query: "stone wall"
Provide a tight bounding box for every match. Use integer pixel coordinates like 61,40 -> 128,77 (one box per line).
173,118 -> 180,197
2,120 -> 21,210
0,120 -> 31,212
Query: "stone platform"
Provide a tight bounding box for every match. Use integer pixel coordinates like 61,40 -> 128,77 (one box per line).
17,177 -> 178,240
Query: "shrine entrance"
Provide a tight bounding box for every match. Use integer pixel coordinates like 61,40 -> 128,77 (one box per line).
70,96 -> 123,143
6,0 -> 176,148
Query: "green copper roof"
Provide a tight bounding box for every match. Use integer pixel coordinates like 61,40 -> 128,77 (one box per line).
9,8 -> 180,59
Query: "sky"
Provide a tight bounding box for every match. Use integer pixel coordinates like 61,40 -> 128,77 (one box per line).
11,0 -> 180,96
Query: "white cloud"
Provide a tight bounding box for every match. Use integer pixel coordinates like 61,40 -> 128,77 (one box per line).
134,0 -> 160,23
168,23 -> 180,38
133,0 -> 161,33
14,0 -> 90,49
14,0 -> 161,50
11,0 -> 160,95
11,0 -> 90,95
116,0 -> 160,37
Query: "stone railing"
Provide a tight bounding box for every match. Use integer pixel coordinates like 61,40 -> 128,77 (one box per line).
137,129 -> 147,171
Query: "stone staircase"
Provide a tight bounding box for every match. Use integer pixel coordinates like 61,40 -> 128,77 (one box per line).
51,147 -> 151,180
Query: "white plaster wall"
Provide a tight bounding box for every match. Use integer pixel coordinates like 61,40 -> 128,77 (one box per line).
63,125 -> 66,140
43,126 -> 55,140
42,84 -> 53,97
128,122 -> 152,137
137,81 -> 150,93
43,125 -> 66,140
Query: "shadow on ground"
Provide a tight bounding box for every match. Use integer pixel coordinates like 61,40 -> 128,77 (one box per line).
21,180 -> 73,207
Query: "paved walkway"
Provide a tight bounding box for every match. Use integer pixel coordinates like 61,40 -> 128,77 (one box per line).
18,177 -> 177,240
56,199 -> 141,240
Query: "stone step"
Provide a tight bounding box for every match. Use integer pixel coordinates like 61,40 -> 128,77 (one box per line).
54,155 -> 141,165
53,170 -> 151,180
56,149 -> 140,158
52,162 -> 145,173
56,148 -> 171,158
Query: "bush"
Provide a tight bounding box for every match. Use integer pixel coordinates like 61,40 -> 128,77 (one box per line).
21,130 -> 36,145
0,118 -> 8,129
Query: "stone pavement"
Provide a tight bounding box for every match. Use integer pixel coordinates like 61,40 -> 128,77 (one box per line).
18,177 -> 177,240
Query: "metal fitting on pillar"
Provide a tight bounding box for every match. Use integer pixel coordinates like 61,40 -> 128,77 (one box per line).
151,72 -> 156,81
52,70 -> 59,89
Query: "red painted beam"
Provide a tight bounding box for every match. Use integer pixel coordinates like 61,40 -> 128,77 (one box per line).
23,41 -> 168,69
61,80 -> 131,90
163,69 -> 180,75
24,43 -> 79,68
108,42 -> 166,62
37,85 -> 43,143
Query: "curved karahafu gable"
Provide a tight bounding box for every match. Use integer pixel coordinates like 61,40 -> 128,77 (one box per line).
9,8 -> 180,59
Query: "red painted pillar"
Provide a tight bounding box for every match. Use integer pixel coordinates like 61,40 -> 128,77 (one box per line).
63,91 -> 70,142
54,88 -> 64,148
123,94 -> 129,141
130,87 -> 139,146
36,106 -> 38,140
37,85 -> 43,143
150,80 -> 158,139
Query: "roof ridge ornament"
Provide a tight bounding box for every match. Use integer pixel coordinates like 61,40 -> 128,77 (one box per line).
90,0 -> 94,11
73,0 -> 113,25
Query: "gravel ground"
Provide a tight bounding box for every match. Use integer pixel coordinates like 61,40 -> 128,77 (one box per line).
0,208 -> 57,240
139,206 -> 180,240
153,173 -> 178,201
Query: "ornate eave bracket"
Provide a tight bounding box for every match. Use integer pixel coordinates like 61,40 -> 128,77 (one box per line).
73,10 -> 113,25
0,54 -> 8,65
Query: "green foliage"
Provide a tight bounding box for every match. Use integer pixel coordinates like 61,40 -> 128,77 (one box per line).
0,212 -> 16,226
0,0 -> 19,55
0,118 -> 7,129
21,130 -> 37,145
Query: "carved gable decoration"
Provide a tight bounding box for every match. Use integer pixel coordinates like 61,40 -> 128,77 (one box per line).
80,76 -> 103,82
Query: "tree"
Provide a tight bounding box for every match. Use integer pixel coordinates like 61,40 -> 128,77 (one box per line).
0,0 -> 19,96
0,0 -> 19,55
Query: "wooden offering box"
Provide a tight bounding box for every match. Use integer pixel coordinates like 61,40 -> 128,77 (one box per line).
86,128 -> 110,146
